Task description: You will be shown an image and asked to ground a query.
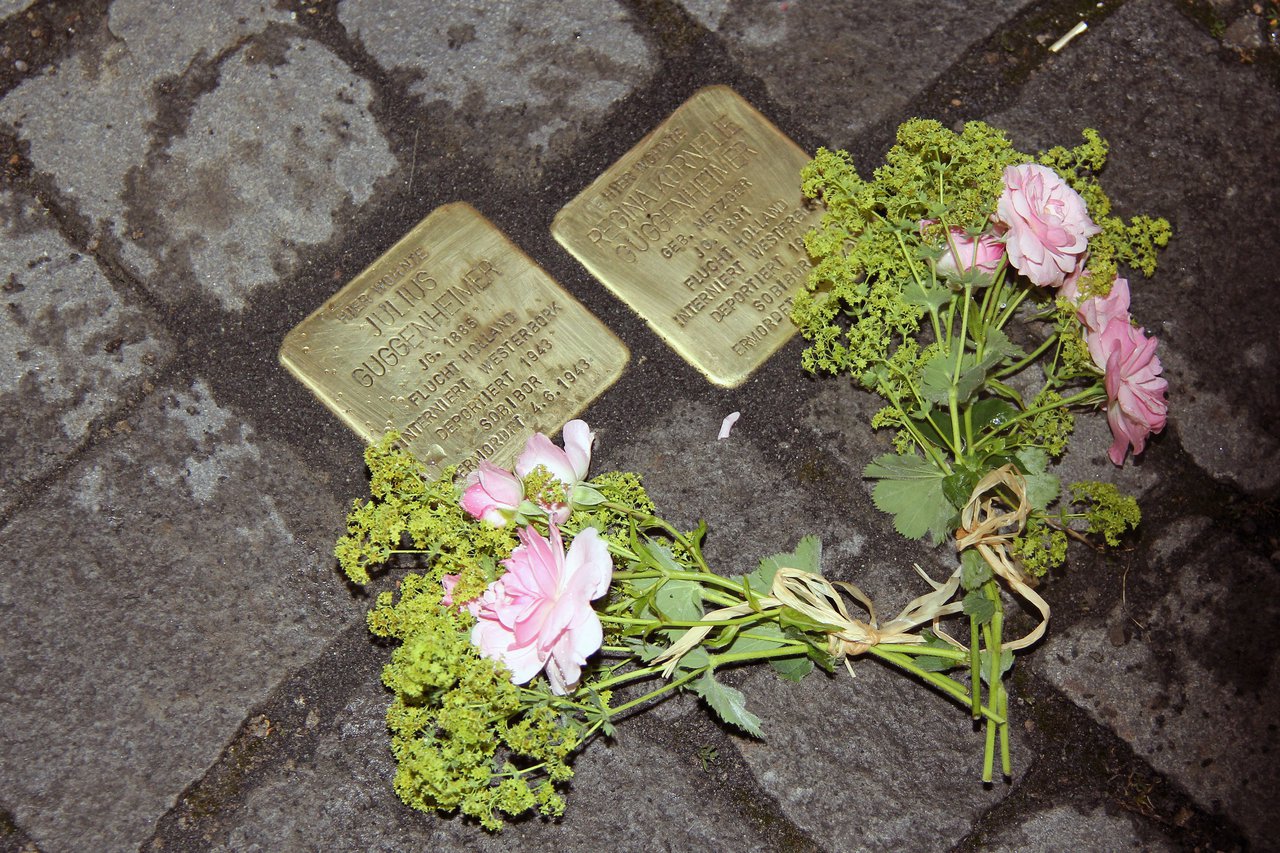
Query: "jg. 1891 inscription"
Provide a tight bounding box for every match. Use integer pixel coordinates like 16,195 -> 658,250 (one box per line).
552,85 -> 821,388
280,203 -> 629,474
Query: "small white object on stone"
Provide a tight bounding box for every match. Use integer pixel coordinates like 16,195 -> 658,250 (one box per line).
718,411 -> 741,440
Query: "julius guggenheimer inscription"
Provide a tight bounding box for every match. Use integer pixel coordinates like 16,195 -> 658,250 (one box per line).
281,203 -> 628,473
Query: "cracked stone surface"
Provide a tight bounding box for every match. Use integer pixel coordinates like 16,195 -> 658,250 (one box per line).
684,0 -> 1035,144
0,189 -> 171,513
0,0 -> 34,21
194,647 -> 789,852
735,663 -> 1022,851
677,0 -> 731,31
337,0 -> 654,185
1032,521 -> 1280,847
0,0 -> 1275,849
123,32 -> 397,310
0,1 -> 294,264
0,377 -> 356,853
983,804 -> 1173,852
989,0 -> 1280,494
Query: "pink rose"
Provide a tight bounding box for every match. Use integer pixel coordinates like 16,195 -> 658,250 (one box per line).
936,227 -> 1006,278
460,460 -> 523,526
1059,263 -> 1087,303
1078,277 -> 1131,346
995,164 -> 1100,288
441,573 -> 462,607
516,419 -> 595,524
469,525 -> 612,694
1092,317 -> 1168,465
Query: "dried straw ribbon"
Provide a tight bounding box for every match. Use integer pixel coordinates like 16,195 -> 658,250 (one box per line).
654,464 -> 1050,678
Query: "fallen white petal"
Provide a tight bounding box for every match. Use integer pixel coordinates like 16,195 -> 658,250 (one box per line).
718,411 -> 741,440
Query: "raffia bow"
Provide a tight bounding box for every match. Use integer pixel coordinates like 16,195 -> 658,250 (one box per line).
653,565 -> 963,678
954,464 -> 1051,651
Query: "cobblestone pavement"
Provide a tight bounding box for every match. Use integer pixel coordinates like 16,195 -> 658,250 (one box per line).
2,1 -> 1277,851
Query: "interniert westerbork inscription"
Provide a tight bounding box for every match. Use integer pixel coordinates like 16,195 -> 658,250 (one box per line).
280,202 -> 629,474
552,85 -> 821,388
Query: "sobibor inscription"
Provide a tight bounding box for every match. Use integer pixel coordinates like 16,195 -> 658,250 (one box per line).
280,202 -> 629,474
552,85 -> 820,388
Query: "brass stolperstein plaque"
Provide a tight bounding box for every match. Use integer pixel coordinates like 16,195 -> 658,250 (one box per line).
552,85 -> 821,388
280,202 -> 629,475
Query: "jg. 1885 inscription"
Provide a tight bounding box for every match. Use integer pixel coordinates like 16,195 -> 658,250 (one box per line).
552,85 -> 821,388
280,202 -> 629,474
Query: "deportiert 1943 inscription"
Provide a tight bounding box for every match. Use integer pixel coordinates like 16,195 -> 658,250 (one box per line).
551,85 -> 821,388
280,202 -> 629,475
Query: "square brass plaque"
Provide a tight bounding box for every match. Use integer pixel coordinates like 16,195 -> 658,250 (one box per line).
552,85 -> 820,388
280,202 -> 629,475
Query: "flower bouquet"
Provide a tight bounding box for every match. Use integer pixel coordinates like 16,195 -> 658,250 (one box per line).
334,118 -> 1170,829
790,118 -> 1170,779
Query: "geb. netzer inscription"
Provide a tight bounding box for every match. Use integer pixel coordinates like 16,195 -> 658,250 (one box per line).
280,202 -> 629,475
552,85 -> 821,388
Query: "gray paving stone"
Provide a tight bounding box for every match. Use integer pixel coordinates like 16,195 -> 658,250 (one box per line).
0,0 -> 34,21
0,190 -> 171,512
0,377 -> 357,853
983,804 -> 1173,853
0,2 -> 293,277
208,657 -> 782,851
600,395 -> 1018,850
687,0 -> 1033,144
679,0 -> 729,31
988,0 -> 1280,493
123,34 -> 397,311
337,0 -> 654,185
1032,521 -> 1280,847
736,657 -> 1021,851
603,397 -> 836,570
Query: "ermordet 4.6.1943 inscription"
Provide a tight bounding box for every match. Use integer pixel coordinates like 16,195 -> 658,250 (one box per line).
552,85 -> 820,388
280,202 -> 628,475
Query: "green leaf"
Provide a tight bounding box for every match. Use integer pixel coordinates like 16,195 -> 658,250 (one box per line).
962,590 -> 995,624
1014,446 -> 1050,475
978,648 -> 1015,685
692,672 -> 765,738
769,653 -> 815,682
1022,472 -> 1061,512
669,645 -> 710,673
918,348 -> 958,406
627,638 -> 667,662
865,453 -> 954,543
910,629 -> 961,672
570,483 -> 607,507
1014,447 -> 1059,511
778,606 -> 844,635
960,548 -> 992,591
784,626 -> 837,673
903,277 -> 951,313
970,398 -> 1017,434
654,579 -> 704,622
736,534 -> 823,593
921,330 -> 1025,407
942,469 -> 980,510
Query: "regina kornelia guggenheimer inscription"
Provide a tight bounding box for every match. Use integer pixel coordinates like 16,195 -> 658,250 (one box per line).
551,85 -> 821,388
280,203 -> 628,474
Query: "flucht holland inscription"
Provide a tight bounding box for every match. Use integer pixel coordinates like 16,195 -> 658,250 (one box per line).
552,85 -> 821,388
280,203 -> 628,473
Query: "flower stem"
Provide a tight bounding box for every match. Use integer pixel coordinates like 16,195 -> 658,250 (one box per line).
969,614 -> 982,719
871,647 -> 1005,725
877,643 -> 968,661
996,331 -> 1059,379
